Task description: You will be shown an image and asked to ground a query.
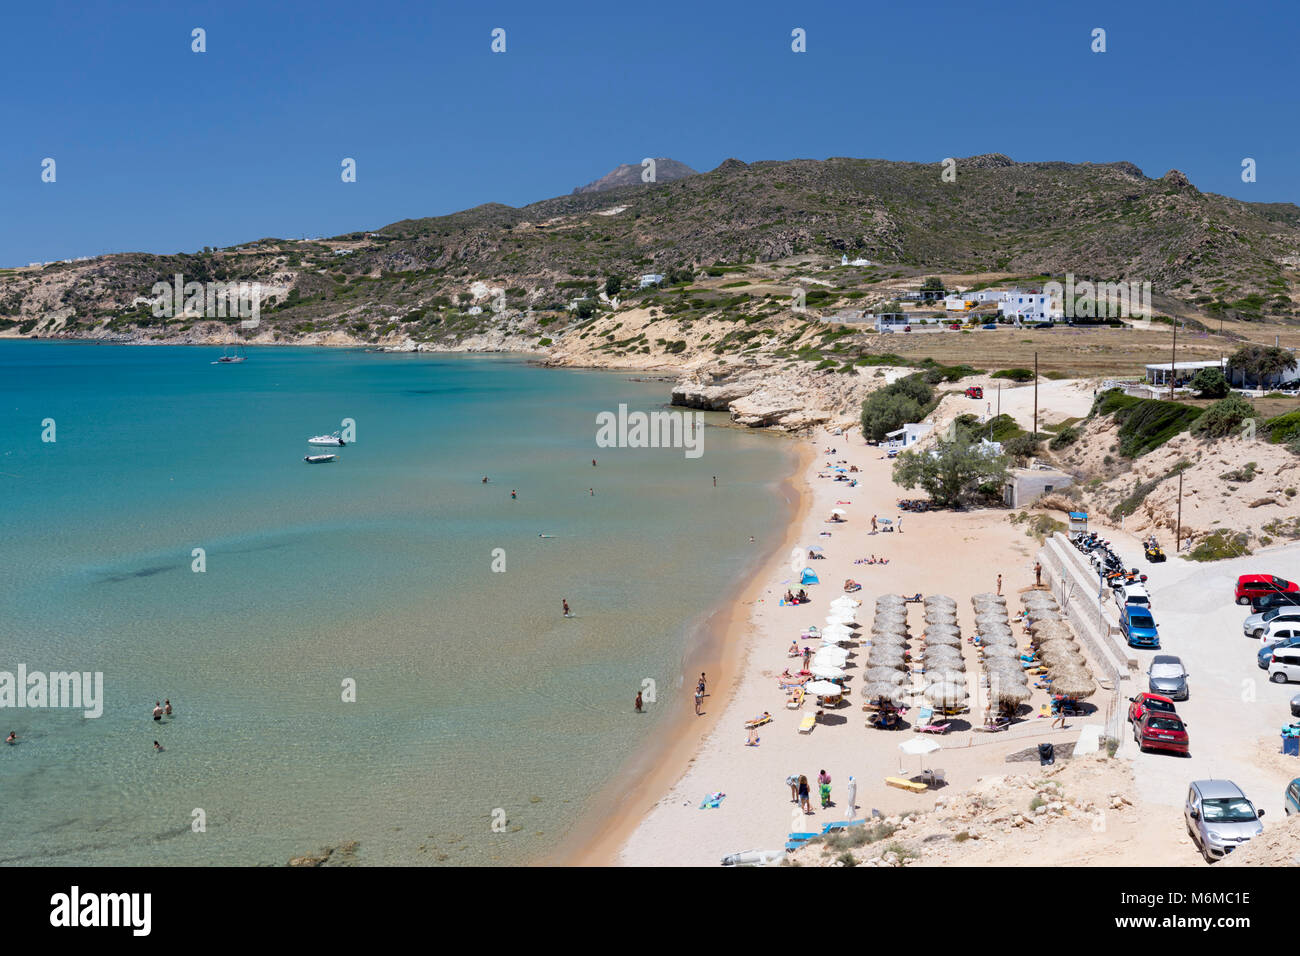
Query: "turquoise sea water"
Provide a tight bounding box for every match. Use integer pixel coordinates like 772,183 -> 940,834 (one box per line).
0,341 -> 794,865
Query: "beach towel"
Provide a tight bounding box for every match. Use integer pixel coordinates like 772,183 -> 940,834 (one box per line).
699,792 -> 726,809
819,783 -> 831,808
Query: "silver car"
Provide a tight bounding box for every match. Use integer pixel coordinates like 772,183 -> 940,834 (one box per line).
1184,780 -> 1264,862
1148,655 -> 1189,700
1243,607 -> 1300,640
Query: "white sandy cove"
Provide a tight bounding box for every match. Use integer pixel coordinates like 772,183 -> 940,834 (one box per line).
619,426 -> 1094,866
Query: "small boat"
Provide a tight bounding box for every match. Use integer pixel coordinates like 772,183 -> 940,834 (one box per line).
308,432 -> 346,446
212,344 -> 246,364
304,453 -> 338,464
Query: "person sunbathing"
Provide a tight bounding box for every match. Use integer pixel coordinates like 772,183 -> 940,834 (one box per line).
902,592 -> 922,602
796,589 -> 808,602
784,590 -> 796,604
844,579 -> 861,591
789,641 -> 800,656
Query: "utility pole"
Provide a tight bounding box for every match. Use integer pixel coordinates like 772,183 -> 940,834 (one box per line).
1175,470 -> 1184,553
1033,352 -> 1039,435
997,382 -> 1001,418
1169,320 -> 1178,400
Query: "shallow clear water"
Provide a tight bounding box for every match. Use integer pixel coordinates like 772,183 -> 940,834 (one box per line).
0,341 -> 793,865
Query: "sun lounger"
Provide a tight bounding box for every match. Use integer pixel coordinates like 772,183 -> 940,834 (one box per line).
798,714 -> 817,733
975,718 -> 1011,733
916,718 -> 951,734
744,713 -> 773,729
821,820 -> 867,833
885,776 -> 928,794
786,688 -> 806,709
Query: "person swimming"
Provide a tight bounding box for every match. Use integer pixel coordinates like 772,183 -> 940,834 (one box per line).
511,490 -> 517,499
5,731 -> 15,745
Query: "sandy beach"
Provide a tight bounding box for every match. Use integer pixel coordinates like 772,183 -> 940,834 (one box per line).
611,422 -> 1102,867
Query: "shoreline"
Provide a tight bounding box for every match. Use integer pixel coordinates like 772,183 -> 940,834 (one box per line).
550,439 -> 817,866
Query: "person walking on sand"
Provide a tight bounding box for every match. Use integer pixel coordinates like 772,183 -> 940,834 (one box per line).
635,690 -> 643,713
1035,561 -> 1042,587
562,599 -> 571,618
996,573 -> 1002,596
786,773 -> 800,803
694,686 -> 703,715
798,775 -> 812,815
846,775 -> 858,819
698,673 -> 707,696
897,515 -> 903,533
152,701 -> 163,722
871,514 -> 877,534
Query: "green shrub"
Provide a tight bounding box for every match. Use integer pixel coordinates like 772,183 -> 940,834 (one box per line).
1191,395 -> 1256,439
1263,410 -> 1300,445
1187,530 -> 1252,562
992,368 -> 1034,383
1190,367 -> 1229,398
1049,425 -> 1081,449
1092,391 -> 1203,457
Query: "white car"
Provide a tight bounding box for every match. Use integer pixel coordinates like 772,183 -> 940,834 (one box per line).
1243,607 -> 1300,640
1256,619 -> 1300,646
1114,583 -> 1151,611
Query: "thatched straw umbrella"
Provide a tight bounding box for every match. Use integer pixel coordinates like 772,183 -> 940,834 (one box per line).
925,668 -> 967,686
980,643 -> 1020,660
1046,670 -> 1096,699
977,628 -> 1015,644
1038,643 -> 1082,665
924,607 -> 958,622
1026,608 -> 1062,622
925,682 -> 967,709
1029,620 -> 1074,640
1021,591 -> 1058,606
868,650 -> 907,668
972,592 -> 1006,605
876,594 -> 906,609
923,595 -> 957,609
923,632 -> 962,648
864,682 -> 910,703
871,622 -> 909,638
989,681 -> 1032,705
865,666 -> 907,684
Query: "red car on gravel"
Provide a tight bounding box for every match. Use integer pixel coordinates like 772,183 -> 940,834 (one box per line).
1236,575 -> 1299,606
1127,692 -> 1176,725
1133,711 -> 1189,755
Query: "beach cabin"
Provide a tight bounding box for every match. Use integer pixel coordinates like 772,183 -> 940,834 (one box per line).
1004,466 -> 1074,508
1068,511 -> 1089,535
886,422 -> 932,448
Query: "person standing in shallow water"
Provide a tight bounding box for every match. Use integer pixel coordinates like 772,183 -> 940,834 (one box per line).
152,701 -> 163,721
562,599 -> 571,617
164,699 -> 172,717
634,690 -> 643,713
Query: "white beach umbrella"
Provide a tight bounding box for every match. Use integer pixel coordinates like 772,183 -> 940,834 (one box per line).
813,649 -> 850,664
898,736 -> 940,772
810,664 -> 846,680
826,612 -> 858,625
830,596 -> 861,610
806,680 -> 845,697
821,623 -> 854,639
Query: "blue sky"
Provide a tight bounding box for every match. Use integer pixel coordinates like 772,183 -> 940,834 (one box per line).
4,0 -> 1297,266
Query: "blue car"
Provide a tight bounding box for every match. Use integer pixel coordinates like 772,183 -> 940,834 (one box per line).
1286,778 -> 1300,817
981,323 -> 998,330
1258,635 -> 1300,669
1121,604 -> 1160,649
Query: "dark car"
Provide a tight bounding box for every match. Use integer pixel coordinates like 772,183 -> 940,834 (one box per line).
1293,693 -> 1300,718
1127,692 -> 1176,724
1134,711 -> 1189,755
981,323 -> 998,330
1257,635 -> 1300,669
1250,591 -> 1300,613
1033,321 -> 1054,329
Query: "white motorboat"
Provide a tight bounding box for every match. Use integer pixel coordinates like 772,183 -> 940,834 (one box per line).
304,453 -> 338,464
308,432 -> 346,446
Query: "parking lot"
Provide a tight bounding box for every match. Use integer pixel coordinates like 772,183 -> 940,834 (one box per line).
1109,539 -> 1300,828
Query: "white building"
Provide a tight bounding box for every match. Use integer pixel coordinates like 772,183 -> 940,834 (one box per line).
638,274 -> 664,289
886,422 -> 932,447
998,289 -> 1061,322
1143,359 -> 1225,388
870,312 -> 910,332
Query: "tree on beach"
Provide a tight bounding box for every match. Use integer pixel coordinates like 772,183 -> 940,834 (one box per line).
860,374 -> 934,441
892,439 -> 1010,508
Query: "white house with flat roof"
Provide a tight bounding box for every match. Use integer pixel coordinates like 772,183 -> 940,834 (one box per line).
638,274 -> 664,289
998,290 -> 1061,322
886,422 -> 932,447
1143,359 -> 1226,388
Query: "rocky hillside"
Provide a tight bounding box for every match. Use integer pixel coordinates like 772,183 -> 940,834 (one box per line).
573,157 -> 696,194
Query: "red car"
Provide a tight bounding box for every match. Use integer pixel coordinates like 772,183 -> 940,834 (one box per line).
1236,575 -> 1299,606
1127,692 -> 1176,725
1133,711 -> 1189,755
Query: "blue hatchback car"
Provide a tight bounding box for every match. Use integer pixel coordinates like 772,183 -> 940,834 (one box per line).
1121,604 -> 1160,649
1286,778 -> 1300,816
1257,635 -> 1300,669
